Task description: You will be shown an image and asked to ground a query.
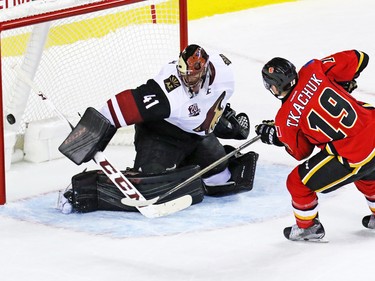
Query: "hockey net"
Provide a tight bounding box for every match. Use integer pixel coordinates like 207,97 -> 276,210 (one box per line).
0,0 -> 188,204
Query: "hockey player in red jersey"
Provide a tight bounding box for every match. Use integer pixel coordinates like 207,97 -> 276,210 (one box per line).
255,50 -> 375,241
58,44 -> 258,214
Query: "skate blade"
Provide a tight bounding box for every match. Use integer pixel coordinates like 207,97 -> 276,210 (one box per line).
290,238 -> 329,243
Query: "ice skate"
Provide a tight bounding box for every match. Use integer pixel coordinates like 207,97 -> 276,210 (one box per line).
362,215 -> 375,229
283,219 -> 326,242
56,189 -> 73,214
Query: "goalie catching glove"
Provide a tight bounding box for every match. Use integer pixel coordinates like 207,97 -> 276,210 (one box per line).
213,103 -> 250,140
255,120 -> 284,147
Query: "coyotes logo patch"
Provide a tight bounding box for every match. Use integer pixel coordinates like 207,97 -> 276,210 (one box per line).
164,75 -> 181,93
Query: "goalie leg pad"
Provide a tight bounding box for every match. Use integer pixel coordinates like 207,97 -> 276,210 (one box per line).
67,165 -> 204,213
229,150 -> 259,191
97,165 -> 204,212
58,107 -> 117,165
204,150 -> 259,196
64,170 -> 99,213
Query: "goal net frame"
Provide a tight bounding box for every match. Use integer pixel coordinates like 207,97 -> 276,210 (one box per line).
0,0 -> 188,204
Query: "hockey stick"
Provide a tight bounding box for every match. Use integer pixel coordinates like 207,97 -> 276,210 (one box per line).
121,134 -> 261,207
12,65 -> 192,218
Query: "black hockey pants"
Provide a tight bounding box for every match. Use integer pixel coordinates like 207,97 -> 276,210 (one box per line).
133,121 -> 227,178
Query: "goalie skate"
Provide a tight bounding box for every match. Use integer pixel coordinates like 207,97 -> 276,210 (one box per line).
56,190 -> 73,214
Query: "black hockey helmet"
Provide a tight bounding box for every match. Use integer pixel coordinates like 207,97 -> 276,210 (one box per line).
262,57 -> 298,100
177,44 -> 209,94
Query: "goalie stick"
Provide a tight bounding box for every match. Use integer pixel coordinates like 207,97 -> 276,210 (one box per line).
121,134 -> 261,207
12,65 -> 192,218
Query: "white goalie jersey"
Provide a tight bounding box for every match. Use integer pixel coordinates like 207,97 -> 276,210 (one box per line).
100,52 -> 235,136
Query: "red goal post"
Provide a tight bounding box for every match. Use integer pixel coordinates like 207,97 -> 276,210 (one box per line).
0,0 -> 188,204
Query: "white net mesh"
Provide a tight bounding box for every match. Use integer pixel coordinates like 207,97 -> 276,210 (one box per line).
1,0 -> 182,136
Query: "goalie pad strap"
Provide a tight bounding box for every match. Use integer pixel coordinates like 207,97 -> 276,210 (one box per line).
68,165 -> 204,213
59,107 -> 117,165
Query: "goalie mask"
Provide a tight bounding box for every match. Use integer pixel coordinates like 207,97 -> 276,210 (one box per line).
177,44 -> 209,95
262,57 -> 298,100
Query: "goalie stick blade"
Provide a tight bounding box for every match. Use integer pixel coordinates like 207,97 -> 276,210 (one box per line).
137,195 -> 193,218
120,196 -> 159,207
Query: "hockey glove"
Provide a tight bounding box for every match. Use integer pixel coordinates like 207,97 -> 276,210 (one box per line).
222,103 -> 236,119
214,103 -> 250,140
338,80 -> 357,93
255,120 -> 284,146
235,113 -> 250,139
59,107 -> 117,165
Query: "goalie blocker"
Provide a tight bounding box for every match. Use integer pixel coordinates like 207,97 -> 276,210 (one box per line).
58,107 -> 117,165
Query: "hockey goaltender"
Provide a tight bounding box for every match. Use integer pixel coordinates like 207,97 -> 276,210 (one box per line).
57,44 -> 258,215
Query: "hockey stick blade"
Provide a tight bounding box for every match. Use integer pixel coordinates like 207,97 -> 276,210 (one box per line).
135,195 -> 193,218
121,196 -> 159,207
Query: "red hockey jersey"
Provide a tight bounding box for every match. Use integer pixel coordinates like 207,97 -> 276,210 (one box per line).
275,50 -> 375,166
